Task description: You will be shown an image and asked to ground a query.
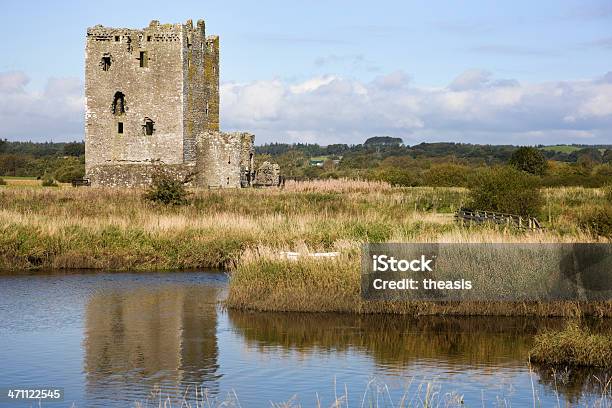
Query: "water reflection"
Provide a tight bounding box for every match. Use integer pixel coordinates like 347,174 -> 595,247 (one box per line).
0,271 -> 609,407
84,284 -> 221,405
228,311 -> 611,402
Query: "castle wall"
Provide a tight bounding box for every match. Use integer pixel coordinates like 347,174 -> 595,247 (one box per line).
182,20 -> 209,162
240,133 -> 255,184
195,132 -> 254,188
87,163 -> 196,188
85,22 -> 186,173
204,36 -> 220,132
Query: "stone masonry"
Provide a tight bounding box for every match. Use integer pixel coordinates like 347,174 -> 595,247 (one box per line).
85,19 -> 256,187
254,161 -> 281,186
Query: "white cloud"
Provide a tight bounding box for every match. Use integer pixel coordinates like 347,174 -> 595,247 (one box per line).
0,71 -> 29,93
1,69 -> 611,145
221,70 -> 612,145
0,71 -> 83,141
448,69 -> 492,91
289,76 -> 337,94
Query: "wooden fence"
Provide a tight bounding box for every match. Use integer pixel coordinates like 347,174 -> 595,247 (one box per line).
455,208 -> 542,230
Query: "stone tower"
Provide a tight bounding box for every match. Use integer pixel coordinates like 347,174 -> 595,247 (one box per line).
85,19 -> 254,187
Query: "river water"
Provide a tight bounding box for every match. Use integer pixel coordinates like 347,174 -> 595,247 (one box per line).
0,271 -> 609,407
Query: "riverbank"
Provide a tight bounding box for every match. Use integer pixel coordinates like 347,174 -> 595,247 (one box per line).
226,245 -> 612,317
0,181 -> 610,318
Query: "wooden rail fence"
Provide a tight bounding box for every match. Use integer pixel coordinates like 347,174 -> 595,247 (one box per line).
455,208 -> 542,230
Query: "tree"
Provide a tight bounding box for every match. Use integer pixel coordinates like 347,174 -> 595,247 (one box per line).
63,142 -> 85,157
364,136 -> 403,146
468,166 -> 543,218
570,148 -> 602,163
0,154 -> 28,177
577,154 -> 595,172
379,156 -> 415,169
509,146 -> 548,175
602,149 -> 612,164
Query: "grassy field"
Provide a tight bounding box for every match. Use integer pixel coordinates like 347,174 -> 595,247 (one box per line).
539,145 -> 607,154
0,179 -> 610,317
539,145 -> 583,154
0,176 -> 70,188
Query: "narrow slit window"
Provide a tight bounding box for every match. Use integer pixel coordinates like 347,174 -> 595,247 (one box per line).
147,35 -> 151,42
228,155 -> 231,164
139,51 -> 148,68
226,177 -> 230,185
205,102 -> 209,116
143,118 -> 155,135
117,122 -> 123,134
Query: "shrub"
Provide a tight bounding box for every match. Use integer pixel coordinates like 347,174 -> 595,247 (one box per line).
370,168 -> 418,187
422,164 -> 471,187
509,146 -> 548,175
467,166 -> 543,218
0,177 -> 5,186
54,165 -> 85,183
578,205 -> 612,238
144,168 -> 193,205
41,178 -> 58,187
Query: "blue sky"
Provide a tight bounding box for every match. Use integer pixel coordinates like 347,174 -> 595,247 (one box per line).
0,0 -> 611,144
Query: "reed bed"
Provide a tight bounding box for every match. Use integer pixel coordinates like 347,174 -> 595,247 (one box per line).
226,244 -> 612,317
530,321 -> 612,367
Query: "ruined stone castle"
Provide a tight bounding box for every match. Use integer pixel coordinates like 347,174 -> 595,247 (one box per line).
85,19 -> 272,188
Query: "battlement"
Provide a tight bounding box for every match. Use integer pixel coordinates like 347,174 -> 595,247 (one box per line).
86,19 -> 211,44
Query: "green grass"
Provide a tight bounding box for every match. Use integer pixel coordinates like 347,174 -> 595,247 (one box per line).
539,145 -> 583,153
539,145 -> 608,154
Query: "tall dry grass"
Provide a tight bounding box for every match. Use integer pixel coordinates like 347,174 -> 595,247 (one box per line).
529,321 -> 612,367
0,182 -> 608,271
130,376 -> 611,408
226,243 -> 612,317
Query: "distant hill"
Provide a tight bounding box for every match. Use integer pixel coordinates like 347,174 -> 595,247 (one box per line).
364,136 -> 403,146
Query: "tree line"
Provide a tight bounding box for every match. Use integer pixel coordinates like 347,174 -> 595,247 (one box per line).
1,138 -> 611,187
0,139 -> 84,182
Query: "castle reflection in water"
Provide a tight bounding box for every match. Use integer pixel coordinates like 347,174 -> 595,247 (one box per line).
83,285 -> 221,402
